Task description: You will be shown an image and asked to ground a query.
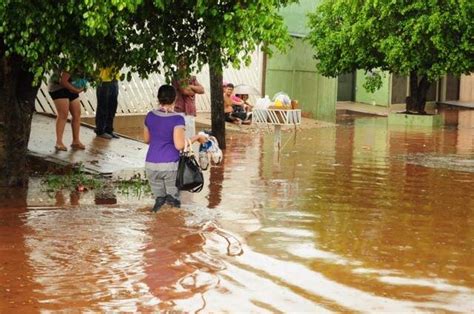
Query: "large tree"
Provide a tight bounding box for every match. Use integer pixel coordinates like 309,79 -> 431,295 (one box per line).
307,0 -> 474,113
0,0 -> 142,187
1,0 -> 291,187
131,1 -> 292,148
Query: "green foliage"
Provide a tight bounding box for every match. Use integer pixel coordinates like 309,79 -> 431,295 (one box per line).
115,173 -> 151,197
1,0 -> 293,82
127,0 -> 293,79
363,70 -> 384,94
41,164 -> 150,198
307,0 -> 474,84
42,163 -> 104,193
0,0 -> 141,82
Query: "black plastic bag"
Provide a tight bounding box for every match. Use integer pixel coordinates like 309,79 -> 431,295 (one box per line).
175,140 -> 204,193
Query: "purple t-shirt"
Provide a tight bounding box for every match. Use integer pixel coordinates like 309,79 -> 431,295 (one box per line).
145,110 -> 185,164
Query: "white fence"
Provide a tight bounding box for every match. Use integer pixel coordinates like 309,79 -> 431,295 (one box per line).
35,51 -> 264,117
253,109 -> 301,125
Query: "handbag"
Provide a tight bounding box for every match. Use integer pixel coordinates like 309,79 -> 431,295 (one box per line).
175,139 -> 204,193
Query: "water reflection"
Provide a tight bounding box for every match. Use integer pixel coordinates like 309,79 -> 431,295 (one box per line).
144,209 -> 207,311
54,190 -> 81,206
0,201 -> 41,312
207,164 -> 224,209
1,114 -> 474,311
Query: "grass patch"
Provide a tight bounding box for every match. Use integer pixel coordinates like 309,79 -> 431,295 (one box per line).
42,163 -> 104,193
114,173 -> 151,198
41,163 -> 151,199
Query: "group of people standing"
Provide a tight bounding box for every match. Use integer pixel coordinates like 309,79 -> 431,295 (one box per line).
47,63 -> 206,212
47,64 -> 206,152
47,64 -> 256,212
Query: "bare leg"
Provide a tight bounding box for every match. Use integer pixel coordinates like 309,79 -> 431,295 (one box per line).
69,98 -> 84,147
53,98 -> 70,148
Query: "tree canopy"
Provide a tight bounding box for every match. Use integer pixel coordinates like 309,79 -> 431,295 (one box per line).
1,0 -> 292,80
307,0 -> 474,111
0,0 -> 292,186
0,0 -> 141,79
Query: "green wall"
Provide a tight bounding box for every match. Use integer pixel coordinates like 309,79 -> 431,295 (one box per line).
355,70 -> 391,107
279,0 -> 320,36
265,37 -> 337,122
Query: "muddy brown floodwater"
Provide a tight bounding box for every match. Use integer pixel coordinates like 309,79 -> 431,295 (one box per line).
1,113 -> 474,312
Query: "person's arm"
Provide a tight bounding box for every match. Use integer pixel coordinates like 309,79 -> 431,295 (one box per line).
243,99 -> 253,110
190,134 -> 207,144
143,126 -> 150,144
189,78 -> 204,95
175,79 -> 196,96
173,126 -> 186,150
231,95 -> 245,107
178,85 -> 196,96
59,71 -> 83,94
174,126 -> 207,151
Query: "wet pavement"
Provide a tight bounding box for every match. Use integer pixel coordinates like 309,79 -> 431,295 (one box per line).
27,113 -> 148,177
28,112 -> 331,178
1,110 -> 474,312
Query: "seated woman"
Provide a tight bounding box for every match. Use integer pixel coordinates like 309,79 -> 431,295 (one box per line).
223,83 -> 251,125
235,93 -> 253,113
231,93 -> 252,124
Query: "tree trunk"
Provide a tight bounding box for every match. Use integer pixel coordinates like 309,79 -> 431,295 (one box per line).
209,55 -> 226,149
406,71 -> 431,114
416,76 -> 430,114
0,52 -> 39,187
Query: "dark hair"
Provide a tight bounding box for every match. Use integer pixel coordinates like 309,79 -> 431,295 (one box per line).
157,84 -> 176,105
225,83 -> 234,88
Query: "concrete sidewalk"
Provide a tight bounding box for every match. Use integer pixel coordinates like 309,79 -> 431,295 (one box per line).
82,111 -> 335,135
28,113 -> 147,177
195,112 -> 334,131
336,101 -> 406,116
28,112 -> 334,178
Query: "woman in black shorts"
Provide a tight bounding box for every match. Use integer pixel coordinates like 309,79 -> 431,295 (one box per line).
48,71 -> 85,151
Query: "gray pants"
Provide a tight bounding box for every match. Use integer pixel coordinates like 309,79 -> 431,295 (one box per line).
146,169 -> 180,201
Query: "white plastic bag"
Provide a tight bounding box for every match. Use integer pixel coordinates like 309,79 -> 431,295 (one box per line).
273,92 -> 291,109
255,95 -> 272,109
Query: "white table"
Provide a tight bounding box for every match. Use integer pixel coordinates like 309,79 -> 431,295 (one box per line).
253,108 -> 301,151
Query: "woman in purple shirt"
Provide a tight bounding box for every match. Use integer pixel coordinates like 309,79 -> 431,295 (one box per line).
144,85 -> 205,212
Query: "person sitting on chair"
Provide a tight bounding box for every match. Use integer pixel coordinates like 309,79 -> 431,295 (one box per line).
223,83 -> 251,125
234,93 -> 253,122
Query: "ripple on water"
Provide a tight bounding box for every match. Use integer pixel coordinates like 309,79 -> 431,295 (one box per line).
3,117 -> 474,312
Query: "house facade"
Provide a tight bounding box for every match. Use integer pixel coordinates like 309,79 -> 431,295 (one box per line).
339,71 -> 472,108
264,0 -> 337,123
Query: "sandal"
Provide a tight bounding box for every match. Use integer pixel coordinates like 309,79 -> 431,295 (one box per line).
70,143 -> 86,150
55,145 -> 68,152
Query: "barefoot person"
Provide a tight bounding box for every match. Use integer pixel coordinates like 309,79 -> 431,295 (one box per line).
224,83 -> 239,124
48,70 -> 86,151
223,83 -> 250,124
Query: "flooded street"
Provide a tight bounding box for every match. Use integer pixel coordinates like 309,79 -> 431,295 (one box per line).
1,112 -> 474,312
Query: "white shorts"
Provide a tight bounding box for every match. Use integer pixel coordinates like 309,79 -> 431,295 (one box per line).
184,115 -> 196,139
